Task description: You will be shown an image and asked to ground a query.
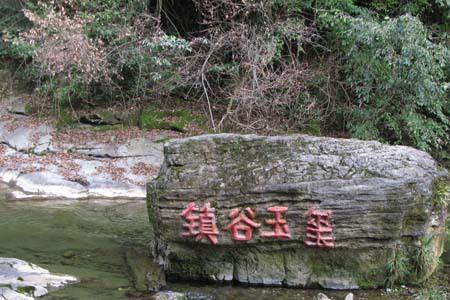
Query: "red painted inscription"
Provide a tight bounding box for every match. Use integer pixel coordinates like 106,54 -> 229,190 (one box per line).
304,207 -> 334,248
224,207 -> 261,241
180,202 -> 219,245
260,206 -> 291,239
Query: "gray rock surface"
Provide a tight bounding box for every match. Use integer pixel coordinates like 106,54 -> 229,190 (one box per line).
345,292 -> 354,300
0,258 -> 77,299
6,96 -> 28,116
148,134 -> 449,289
79,112 -> 121,125
314,293 -> 331,300
152,291 -> 187,300
0,120 -> 53,154
125,249 -> 166,292
0,287 -> 34,300
15,171 -> 88,198
0,102 -> 167,199
66,138 -> 164,161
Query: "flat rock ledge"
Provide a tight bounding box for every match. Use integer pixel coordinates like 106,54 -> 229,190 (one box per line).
0,97 -> 172,200
148,134 -> 449,289
0,257 -> 78,299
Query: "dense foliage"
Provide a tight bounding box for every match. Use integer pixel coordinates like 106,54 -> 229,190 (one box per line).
0,0 -> 449,158
332,14 -> 449,151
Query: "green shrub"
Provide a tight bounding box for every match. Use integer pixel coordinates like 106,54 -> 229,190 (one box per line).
433,180 -> 450,207
367,0 -> 431,15
386,245 -> 412,287
414,236 -> 438,279
1,0 -> 191,110
0,1 -> 30,58
415,288 -> 447,300
363,0 -> 450,19
2,0 -> 450,142
328,14 -> 449,152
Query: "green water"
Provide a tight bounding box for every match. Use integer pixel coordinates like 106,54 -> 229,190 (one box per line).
0,184 -> 448,300
0,186 -> 150,299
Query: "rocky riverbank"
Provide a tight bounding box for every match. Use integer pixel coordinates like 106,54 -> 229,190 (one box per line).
0,258 -> 77,299
1,95 -> 449,299
0,95 -> 181,200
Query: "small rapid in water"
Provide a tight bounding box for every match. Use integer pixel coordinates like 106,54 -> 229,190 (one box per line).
0,184 -> 447,300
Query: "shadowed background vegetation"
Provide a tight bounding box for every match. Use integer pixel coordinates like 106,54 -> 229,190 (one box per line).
0,0 -> 449,164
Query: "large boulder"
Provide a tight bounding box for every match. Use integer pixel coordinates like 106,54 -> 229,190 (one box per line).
147,134 -> 448,289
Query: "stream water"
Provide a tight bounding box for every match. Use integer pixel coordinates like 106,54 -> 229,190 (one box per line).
0,184 -> 448,300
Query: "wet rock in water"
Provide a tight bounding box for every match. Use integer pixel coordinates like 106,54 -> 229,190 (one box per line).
183,292 -> 213,300
345,292 -> 354,300
314,293 -> 331,300
15,171 -> 88,198
147,134 -> 449,289
62,250 -> 76,259
0,287 -> 34,300
152,291 -> 187,300
125,249 -> 166,292
145,263 -> 166,292
0,257 -> 78,299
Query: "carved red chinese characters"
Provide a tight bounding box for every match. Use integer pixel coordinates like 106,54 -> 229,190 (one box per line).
180,202 -> 219,245
181,203 -> 335,246
261,206 -> 291,239
180,202 -> 200,237
304,207 -> 335,248
224,207 -> 261,241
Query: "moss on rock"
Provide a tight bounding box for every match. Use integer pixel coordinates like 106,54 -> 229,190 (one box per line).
433,179 -> 450,207
139,108 -> 206,132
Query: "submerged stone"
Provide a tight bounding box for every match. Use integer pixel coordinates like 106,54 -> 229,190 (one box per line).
147,134 -> 448,289
345,292 -> 354,300
152,291 -> 187,300
125,248 -> 166,292
314,293 -> 331,300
